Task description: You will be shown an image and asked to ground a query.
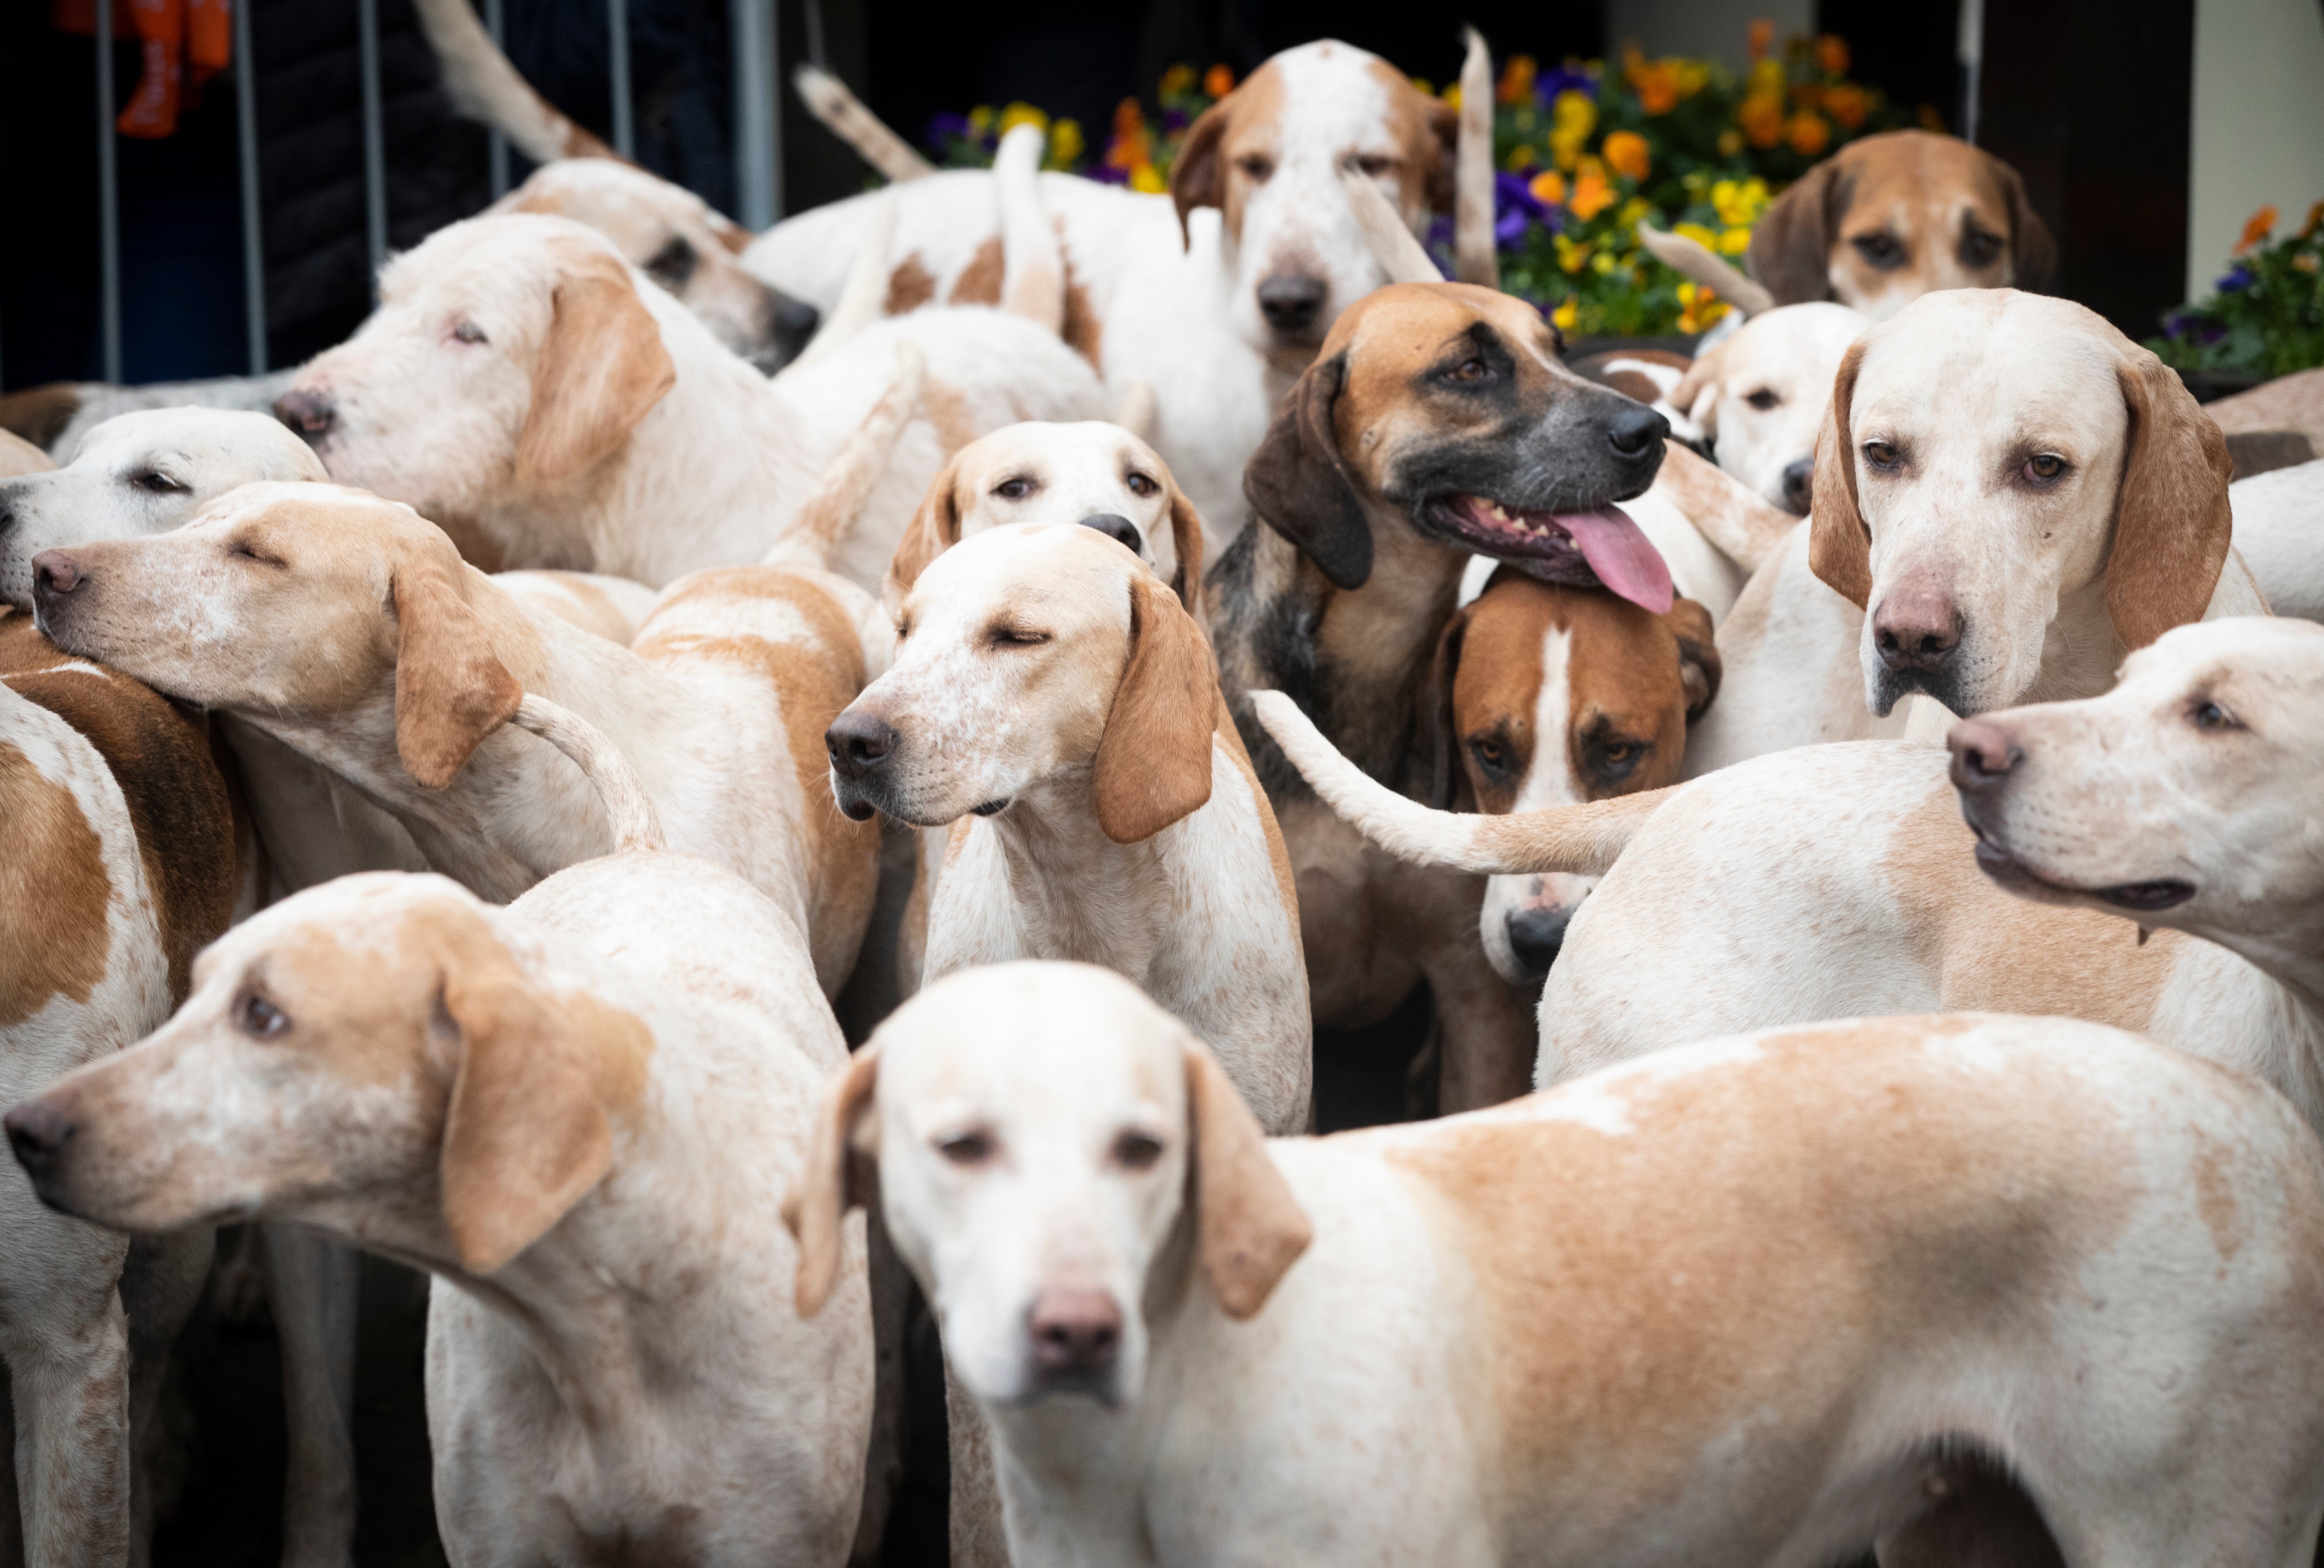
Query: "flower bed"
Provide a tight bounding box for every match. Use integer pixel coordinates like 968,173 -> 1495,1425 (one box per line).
927,28 -> 1914,336
2152,203 -> 2324,381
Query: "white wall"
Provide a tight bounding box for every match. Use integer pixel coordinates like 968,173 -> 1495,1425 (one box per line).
1603,0 -> 1815,74
2188,0 -> 2324,298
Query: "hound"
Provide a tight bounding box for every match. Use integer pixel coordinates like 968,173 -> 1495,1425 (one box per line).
1664,302 -> 1869,514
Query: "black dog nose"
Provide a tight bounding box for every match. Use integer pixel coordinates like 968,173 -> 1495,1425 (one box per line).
825,710 -> 896,782
5,1099 -> 73,1175
1077,514 -> 1143,554
1947,719 -> 2022,793
1504,905 -> 1571,979
1605,402 -> 1668,459
32,550 -> 83,599
1257,273 -> 1328,335
1028,1287 -> 1122,1377
1874,585 -> 1964,673
273,387 -> 336,443
1780,457 -> 1814,514
772,293 -> 820,342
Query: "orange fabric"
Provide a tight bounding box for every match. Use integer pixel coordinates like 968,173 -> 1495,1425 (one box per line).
51,0 -> 231,140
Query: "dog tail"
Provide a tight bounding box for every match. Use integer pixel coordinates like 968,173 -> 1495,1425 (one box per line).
777,192 -> 899,379
1635,220 -> 1776,318
795,63 -> 937,184
1650,442 -> 1797,572
1453,28 -> 1499,288
509,695 -> 666,854
1342,168 -> 1443,286
765,341 -> 926,570
409,0 -> 617,164
1250,690 -> 1659,874
994,124 -> 1066,332
1113,382 -> 1157,441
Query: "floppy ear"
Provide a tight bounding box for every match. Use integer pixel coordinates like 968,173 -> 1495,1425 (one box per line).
1806,340 -> 1872,608
437,943 -> 648,1275
1669,341 -> 1727,438
2106,345 -> 2234,649
1746,159 -> 1840,305
1165,484 -> 1209,621
1184,1043 -> 1310,1319
1093,574 -> 1218,843
1665,595 -> 1722,721
1426,600 -> 1474,809
784,1045 -> 881,1318
1995,158 -> 2057,292
1243,352 -> 1372,590
514,242 -> 679,485
391,554 -> 524,789
883,457 -> 967,614
1171,97 -> 1231,248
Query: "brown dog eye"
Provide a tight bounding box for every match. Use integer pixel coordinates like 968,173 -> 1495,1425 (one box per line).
1863,441 -> 1901,472
2190,699 -> 2241,732
1961,230 -> 2004,268
1745,389 -> 1780,411
937,1129 -> 995,1166
1235,154 -> 1275,182
1349,153 -> 1396,178
2023,454 -> 2066,484
1112,1131 -> 1163,1171
1468,737 -> 1508,775
994,478 -> 1035,500
237,993 -> 289,1038
1444,358 -> 1488,384
1125,473 -> 1158,497
1851,233 -> 1905,269
451,320 -> 487,345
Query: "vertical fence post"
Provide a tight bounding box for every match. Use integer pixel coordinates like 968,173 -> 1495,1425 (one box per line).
234,0 -> 266,372
731,0 -> 778,229
357,0 -> 387,294
1957,0 -> 1984,144
486,0 -> 509,195
608,0 -> 634,158
95,0 -> 123,382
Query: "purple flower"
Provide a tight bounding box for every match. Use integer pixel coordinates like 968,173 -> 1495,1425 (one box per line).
1090,163 -> 1130,185
1491,171 -> 1557,244
925,112 -> 973,152
2216,266 -> 2254,293
1162,108 -> 1189,131
1536,63 -> 1599,105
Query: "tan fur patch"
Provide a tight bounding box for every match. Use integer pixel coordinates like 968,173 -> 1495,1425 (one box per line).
950,238 -> 1004,307
0,736 -> 111,1026
1062,274 -> 1103,370
884,257 -> 937,316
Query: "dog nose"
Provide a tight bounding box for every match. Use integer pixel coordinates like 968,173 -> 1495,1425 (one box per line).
5,1099 -> 73,1176
1077,514 -> 1143,554
1504,905 -> 1571,979
1947,718 -> 2022,793
1873,585 -> 1964,673
274,387 -> 336,443
1256,273 -> 1328,336
1605,401 -> 1668,459
31,550 -> 83,600
772,292 -> 820,342
1779,457 -> 1814,514
1027,1286 -> 1122,1377
825,710 -> 896,781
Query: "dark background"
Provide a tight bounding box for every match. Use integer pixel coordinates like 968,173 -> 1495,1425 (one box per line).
0,0 -> 2190,391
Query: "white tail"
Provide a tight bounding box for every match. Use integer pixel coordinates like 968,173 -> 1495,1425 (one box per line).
1113,382 -> 1157,441
1635,220 -> 1776,318
764,342 -> 926,569
1454,28 -> 1499,289
778,192 -> 900,379
1649,443 -> 1797,573
1249,689 -> 1657,874
409,0 -> 616,163
794,63 -> 937,184
995,125 -> 1065,332
510,695 -> 665,854
1341,168 -> 1443,286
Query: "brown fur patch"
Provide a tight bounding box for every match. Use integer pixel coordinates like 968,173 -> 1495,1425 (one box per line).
1062,273 -> 1103,370
0,383 -> 84,452
884,257 -> 937,316
919,379 -> 981,457
0,735 -> 111,1027
949,238 -> 1004,307
514,238 -> 679,485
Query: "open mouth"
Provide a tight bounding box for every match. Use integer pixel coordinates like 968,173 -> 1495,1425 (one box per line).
1421,495 -> 1673,613
1971,840 -> 2195,912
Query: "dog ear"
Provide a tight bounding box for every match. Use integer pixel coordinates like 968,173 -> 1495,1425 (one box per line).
515,242 -> 679,485
391,553 -> 524,789
1669,340 -> 1727,439
784,1045 -> 881,1318
1995,158 -> 2057,292
1094,574 -> 1218,843
1665,595 -> 1722,721
883,456 -> 967,614
1184,1042 -> 1310,1319
1426,600 -> 1474,809
437,942 -> 647,1275
1243,352 -> 1372,590
1165,483 -> 1209,622
2106,344 -> 2234,649
1746,159 -> 1840,305
1171,97 -> 1231,249
1806,339 -> 1872,608
1423,96 -> 1459,213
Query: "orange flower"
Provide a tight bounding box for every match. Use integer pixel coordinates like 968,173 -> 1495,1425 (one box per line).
2304,200 -> 2324,236
1568,170 -> 1616,220
1637,63 -> 1679,114
1817,34 -> 1850,75
1497,54 -> 1537,106
1738,94 -> 1784,149
1203,63 -> 1234,99
2239,205 -> 2280,252
1788,112 -> 1830,157
1528,170 -> 1566,206
1748,18 -> 1774,61
1602,130 -> 1651,180
1824,83 -> 1868,130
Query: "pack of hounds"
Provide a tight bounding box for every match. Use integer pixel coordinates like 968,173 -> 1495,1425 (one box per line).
5,13 -> 2324,1567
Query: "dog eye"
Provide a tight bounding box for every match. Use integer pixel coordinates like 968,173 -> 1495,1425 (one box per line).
1862,440 -> 1902,472
1851,233 -> 1905,269
936,1129 -> 995,1166
986,625 -> 1051,649
451,320 -> 487,345
1442,358 -> 1489,384
2189,699 -> 2242,732
1112,1131 -> 1164,1171
236,992 -> 289,1038
993,477 -> 1036,500
2022,453 -> 2067,484
1960,230 -> 2004,268
645,236 -> 697,288
1744,389 -> 1780,412
1598,740 -> 1644,776
1125,472 -> 1158,497
1235,154 -> 1275,183
1468,737 -> 1509,775
227,539 -> 282,566
1347,153 -> 1396,179
131,470 -> 186,493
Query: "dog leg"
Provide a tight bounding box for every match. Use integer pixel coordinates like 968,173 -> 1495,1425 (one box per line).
847,1210 -> 910,1566
264,1224 -> 359,1568
5,1294 -> 131,1568
945,1362 -> 1011,1568
119,1228 -> 212,1568
1423,944 -> 1537,1113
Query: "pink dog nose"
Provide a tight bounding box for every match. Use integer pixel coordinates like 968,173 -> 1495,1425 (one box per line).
31,550 -> 83,599
1947,718 -> 2022,792
1874,582 -> 1964,673
1027,1286 -> 1122,1378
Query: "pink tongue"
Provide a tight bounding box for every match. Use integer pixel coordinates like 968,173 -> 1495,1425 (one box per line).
1552,504 -> 1673,613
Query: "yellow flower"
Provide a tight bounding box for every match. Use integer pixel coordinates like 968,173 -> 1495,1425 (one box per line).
1159,64 -> 1196,97
1748,19 -> 1774,61
1748,59 -> 1785,97
1498,55 -> 1537,106
1719,226 -> 1752,255
1618,195 -> 1651,227
1441,82 -> 1459,110
1592,249 -> 1617,275
1203,64 -> 1235,99
1738,94 -> 1784,149
1603,130 -> 1651,180
1049,118 -> 1084,167
1569,170 -> 1616,220
1717,128 -> 1743,158
1676,62 -> 1708,99
1000,102 -> 1049,137
1711,176 -> 1770,226
1552,297 -> 1578,333
2239,205 -> 2280,252
1553,89 -> 1597,134
1555,234 -> 1590,273
1675,221 -> 1719,250
1129,163 -> 1166,194
968,105 -> 994,135
1507,144 -> 1536,170
1787,111 -> 1830,157
1817,34 -> 1851,76
1529,170 -> 1566,206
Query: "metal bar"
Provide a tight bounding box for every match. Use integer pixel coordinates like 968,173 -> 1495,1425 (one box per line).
95,0 -> 122,382
234,0 -> 266,371
358,0 -> 387,293
608,0 -> 634,158
803,0 -> 824,72
486,0 -> 508,195
731,0 -> 777,229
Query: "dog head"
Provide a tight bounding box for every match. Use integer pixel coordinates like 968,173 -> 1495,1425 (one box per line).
0,408 -> 326,610
1667,302 -> 1868,514
883,420 -> 1208,620
784,960 -> 1310,1409
1172,40 -> 1457,359
1431,571 -> 1718,984
1747,130 -> 2055,318
829,523 -> 1217,843
492,159 -> 820,372
1809,289 -> 2231,718
1246,282 -> 1672,607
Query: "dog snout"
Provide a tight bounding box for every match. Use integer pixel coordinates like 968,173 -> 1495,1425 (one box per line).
1027,1285 -> 1122,1379
772,291 -> 820,344
1077,514 -> 1143,554
274,387 -> 337,445
1504,905 -> 1571,981
1779,457 -> 1814,514
1256,273 -> 1328,337
1873,584 -> 1964,674
31,549 -> 85,602
5,1097 -> 74,1181
1947,718 -> 2022,793
1604,402 -> 1668,460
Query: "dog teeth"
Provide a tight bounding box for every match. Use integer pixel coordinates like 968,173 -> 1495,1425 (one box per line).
1487,502 -> 1513,523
